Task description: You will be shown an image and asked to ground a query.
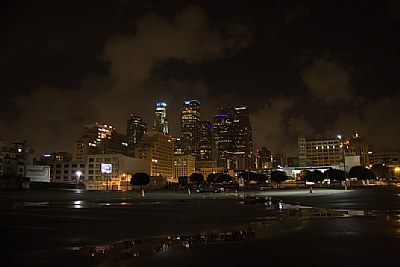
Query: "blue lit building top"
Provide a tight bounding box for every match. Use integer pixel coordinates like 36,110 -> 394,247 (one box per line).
156,101 -> 167,107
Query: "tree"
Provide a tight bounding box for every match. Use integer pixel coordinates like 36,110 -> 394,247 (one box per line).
215,173 -> 232,183
371,164 -> 389,179
270,170 -> 288,188
300,170 -> 325,183
255,173 -> 268,183
301,170 -> 313,182
349,166 -> 376,180
206,173 -> 223,183
325,168 -> 346,181
130,173 -> 150,190
238,172 -> 258,181
189,173 -> 204,184
312,170 -> 325,183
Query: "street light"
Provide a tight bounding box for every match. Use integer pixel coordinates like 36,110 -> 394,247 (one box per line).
76,170 -> 82,186
394,167 -> 400,180
338,135 -> 347,189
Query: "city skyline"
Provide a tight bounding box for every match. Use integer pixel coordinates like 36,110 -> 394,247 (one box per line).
1,1 -> 399,155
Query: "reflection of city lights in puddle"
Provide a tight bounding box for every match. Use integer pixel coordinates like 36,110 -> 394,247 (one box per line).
24,202 -> 50,207
73,200 -> 82,208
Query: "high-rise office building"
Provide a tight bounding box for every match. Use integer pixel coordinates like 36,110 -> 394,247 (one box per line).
127,115 -> 147,157
213,105 -> 253,169
181,100 -> 201,159
213,113 -> 234,167
153,101 -> 169,135
255,147 -> 273,169
347,132 -> 373,166
173,137 -> 184,156
199,120 -> 213,160
135,131 -> 174,179
220,106 -> 253,157
73,123 -> 128,161
298,136 -> 343,167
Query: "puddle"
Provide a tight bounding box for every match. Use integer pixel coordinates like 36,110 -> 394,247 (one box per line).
72,227 -> 261,266
72,199 -> 400,265
3,195 -> 400,266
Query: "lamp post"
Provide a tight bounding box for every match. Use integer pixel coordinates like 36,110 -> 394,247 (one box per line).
338,135 -> 347,189
76,170 -> 82,187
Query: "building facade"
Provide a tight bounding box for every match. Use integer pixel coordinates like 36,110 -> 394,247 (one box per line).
50,161 -> 86,184
0,139 -> 35,177
212,106 -> 253,169
127,115 -> 147,157
135,131 -> 174,179
213,113 -> 234,167
173,155 -> 196,181
39,152 -> 72,165
347,132 -> 373,166
73,123 -> 129,161
369,151 -> 400,167
298,136 -> 343,167
48,153 -> 150,190
221,106 -> 253,158
255,147 -> 273,169
181,100 -> 201,159
199,120 -> 213,160
84,154 -> 150,190
153,101 -> 169,135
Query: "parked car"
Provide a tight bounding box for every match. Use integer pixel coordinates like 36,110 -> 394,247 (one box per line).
195,184 -> 221,193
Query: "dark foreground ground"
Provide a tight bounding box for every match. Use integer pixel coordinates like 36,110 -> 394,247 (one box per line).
1,186 -> 399,266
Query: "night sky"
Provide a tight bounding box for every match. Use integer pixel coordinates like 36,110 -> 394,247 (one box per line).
1,0 -> 399,156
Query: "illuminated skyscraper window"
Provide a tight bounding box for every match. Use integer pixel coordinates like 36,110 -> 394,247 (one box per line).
153,101 -> 169,135
181,100 -> 201,159
127,115 -> 147,157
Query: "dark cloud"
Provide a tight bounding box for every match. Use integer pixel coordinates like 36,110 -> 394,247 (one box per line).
1,5 -> 251,154
326,94 -> 400,152
251,97 -> 296,152
103,5 -> 250,90
302,55 -> 353,104
1,0 -> 399,157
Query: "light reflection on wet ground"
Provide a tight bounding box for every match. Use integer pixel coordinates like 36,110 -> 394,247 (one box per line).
2,188 -> 400,266
69,200 -> 400,266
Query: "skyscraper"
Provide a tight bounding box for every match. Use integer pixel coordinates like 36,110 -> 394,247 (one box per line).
255,147 -> 273,169
153,101 -> 169,135
220,105 -> 253,157
212,113 -> 234,167
135,131 -> 174,179
199,120 -> 213,160
127,115 -> 147,157
181,100 -> 201,159
73,123 -> 128,161
213,105 -> 253,169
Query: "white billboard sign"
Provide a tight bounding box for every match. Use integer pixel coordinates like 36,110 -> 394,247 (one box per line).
101,163 -> 112,174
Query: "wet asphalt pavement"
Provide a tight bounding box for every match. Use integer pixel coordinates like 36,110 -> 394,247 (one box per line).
1,186 -> 399,266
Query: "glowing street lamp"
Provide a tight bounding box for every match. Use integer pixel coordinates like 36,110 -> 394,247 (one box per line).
338,135 -> 347,189
76,170 -> 82,185
395,167 -> 400,178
